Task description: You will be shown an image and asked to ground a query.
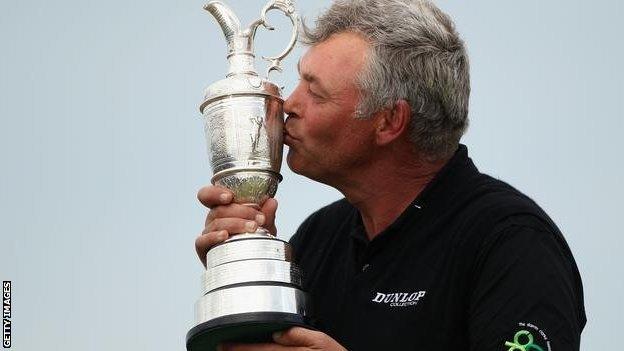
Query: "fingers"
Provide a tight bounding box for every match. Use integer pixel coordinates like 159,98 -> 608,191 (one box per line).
260,198 -> 278,235
203,203 -> 265,236
272,327 -> 347,350
197,185 -> 233,208
205,203 -> 266,229
195,185 -> 281,267
272,327 -> 317,347
204,217 -> 261,235
218,342 -> 286,351
195,230 -> 228,267
196,197 -> 268,267
195,217 -> 260,267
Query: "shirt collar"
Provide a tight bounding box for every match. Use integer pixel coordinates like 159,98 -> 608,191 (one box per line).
348,144 -> 478,244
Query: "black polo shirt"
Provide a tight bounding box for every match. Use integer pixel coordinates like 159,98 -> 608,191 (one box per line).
289,145 -> 585,351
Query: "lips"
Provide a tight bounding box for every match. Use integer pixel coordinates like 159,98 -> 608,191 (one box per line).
283,124 -> 299,146
283,130 -> 296,146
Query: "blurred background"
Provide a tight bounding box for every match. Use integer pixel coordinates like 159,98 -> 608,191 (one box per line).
1,0 -> 622,349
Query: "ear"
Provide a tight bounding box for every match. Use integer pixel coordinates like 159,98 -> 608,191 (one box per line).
375,99 -> 411,146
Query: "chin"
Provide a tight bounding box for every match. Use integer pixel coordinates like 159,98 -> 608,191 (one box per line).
287,163 -> 302,175
286,152 -> 303,175
287,157 -> 317,181
286,160 -> 330,186
286,150 -> 330,184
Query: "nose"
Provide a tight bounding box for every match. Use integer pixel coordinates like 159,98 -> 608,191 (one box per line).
283,94 -> 296,116
283,81 -> 303,117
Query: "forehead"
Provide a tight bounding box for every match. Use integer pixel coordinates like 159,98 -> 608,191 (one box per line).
299,32 -> 369,90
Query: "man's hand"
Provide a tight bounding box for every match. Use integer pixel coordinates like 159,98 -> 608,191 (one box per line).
219,327 -> 347,351
195,185 -> 278,266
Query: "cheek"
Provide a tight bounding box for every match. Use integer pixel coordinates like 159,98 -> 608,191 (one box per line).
302,112 -> 342,143
298,102 -> 361,149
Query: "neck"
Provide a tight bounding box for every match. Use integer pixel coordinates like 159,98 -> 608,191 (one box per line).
335,149 -> 451,241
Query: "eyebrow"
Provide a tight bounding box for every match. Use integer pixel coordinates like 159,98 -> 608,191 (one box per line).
297,59 -> 330,96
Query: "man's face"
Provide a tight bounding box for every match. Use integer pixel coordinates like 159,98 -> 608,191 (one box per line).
283,32 -> 377,186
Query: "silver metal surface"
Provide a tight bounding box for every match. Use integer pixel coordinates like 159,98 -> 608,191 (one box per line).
190,0 -> 306,336
203,259 -> 302,294
200,76 -> 282,115
206,237 -> 292,269
201,0 -> 299,208
223,232 -> 274,241
195,285 -> 307,324
203,94 -> 284,204
204,0 -> 299,78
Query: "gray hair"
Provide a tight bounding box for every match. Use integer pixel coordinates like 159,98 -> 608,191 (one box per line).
301,0 -> 470,160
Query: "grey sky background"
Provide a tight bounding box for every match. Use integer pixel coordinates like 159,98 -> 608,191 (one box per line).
0,0 -> 622,350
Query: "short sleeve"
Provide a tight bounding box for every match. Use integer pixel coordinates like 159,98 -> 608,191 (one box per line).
468,218 -> 586,351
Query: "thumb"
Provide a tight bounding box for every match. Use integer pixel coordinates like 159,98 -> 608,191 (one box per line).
272,327 -> 317,347
260,198 -> 278,235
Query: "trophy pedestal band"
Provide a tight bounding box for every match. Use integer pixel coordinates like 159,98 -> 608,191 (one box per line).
202,259 -> 302,294
194,285 -> 307,322
186,311 -> 309,351
188,235 -> 309,351
187,285 -> 308,351
206,235 -> 292,268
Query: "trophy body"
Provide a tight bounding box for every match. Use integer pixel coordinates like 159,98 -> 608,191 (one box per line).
186,2 -> 308,350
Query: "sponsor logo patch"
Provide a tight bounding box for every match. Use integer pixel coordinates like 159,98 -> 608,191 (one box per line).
371,290 -> 426,307
504,322 -> 551,351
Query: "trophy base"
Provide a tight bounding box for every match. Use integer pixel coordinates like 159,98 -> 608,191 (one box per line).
186,312 -> 309,351
189,235 -> 309,351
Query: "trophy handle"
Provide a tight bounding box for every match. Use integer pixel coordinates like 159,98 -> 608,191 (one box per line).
256,0 -> 300,77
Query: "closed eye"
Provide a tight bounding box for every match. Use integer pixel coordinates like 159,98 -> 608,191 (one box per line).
308,87 -> 326,100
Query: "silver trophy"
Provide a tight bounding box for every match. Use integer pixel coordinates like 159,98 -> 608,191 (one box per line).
186,1 -> 308,350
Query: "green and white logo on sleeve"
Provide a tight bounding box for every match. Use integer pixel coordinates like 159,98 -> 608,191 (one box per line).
504,322 -> 551,351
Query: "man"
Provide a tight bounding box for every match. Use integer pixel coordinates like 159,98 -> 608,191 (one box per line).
196,0 -> 586,350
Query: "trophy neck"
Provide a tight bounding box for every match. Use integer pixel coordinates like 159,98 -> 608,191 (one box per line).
226,45 -> 258,77
205,1 -> 261,77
